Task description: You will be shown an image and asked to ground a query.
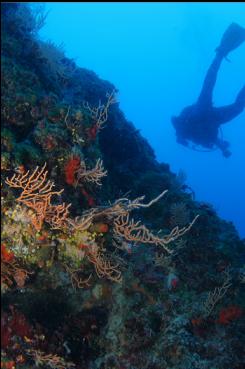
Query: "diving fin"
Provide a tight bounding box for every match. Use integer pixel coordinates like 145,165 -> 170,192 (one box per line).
215,22 -> 245,58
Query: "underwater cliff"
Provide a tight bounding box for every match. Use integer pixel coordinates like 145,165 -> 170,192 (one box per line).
1,4 -> 245,369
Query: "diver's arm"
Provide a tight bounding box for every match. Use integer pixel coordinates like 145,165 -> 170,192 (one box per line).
215,138 -> 231,158
177,136 -> 189,147
214,86 -> 245,125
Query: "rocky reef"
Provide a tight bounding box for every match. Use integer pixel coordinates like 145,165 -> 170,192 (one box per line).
1,4 -> 244,369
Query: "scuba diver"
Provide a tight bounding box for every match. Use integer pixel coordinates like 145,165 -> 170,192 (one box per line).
172,22 -> 245,157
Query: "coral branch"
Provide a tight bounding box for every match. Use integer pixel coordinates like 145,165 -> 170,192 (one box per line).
83,90 -> 117,131
27,349 -> 75,369
86,244 -> 122,283
45,203 -> 72,230
82,190 -> 169,222
6,163 -> 63,203
75,158 -> 107,186
203,268 -> 232,317
67,209 -> 97,232
113,189 -> 168,212
63,263 -> 92,289
5,164 -> 70,231
113,214 -> 199,254
1,244 -> 32,290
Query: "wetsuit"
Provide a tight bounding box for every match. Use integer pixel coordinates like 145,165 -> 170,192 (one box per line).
172,23 -> 245,157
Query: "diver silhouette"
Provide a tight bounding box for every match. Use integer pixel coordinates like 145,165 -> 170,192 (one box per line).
172,22 -> 245,157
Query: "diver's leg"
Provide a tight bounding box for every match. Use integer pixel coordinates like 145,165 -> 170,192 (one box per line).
197,53 -> 223,107
214,86 -> 245,124
197,23 -> 245,107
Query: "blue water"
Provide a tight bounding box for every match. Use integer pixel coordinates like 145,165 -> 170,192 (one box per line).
37,2 -> 245,238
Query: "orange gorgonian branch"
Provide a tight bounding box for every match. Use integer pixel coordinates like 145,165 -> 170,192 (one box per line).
5,163 -> 71,231
1,244 -> 32,289
5,163 -> 63,203
86,244 -> 122,283
113,213 -> 199,254
45,203 -> 72,230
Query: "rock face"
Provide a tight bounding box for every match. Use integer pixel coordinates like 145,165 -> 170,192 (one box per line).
1,4 -> 244,369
